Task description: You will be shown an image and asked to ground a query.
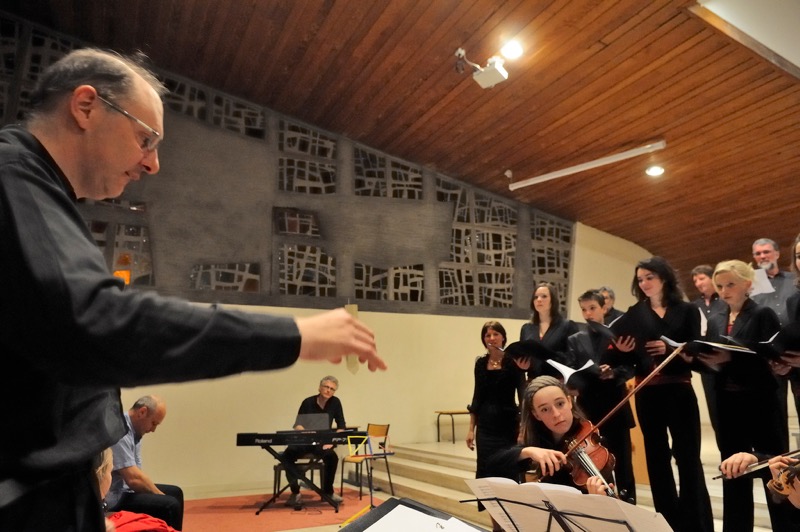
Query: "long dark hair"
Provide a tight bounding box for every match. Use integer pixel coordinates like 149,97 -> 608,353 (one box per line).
519,376 -> 586,447
630,256 -> 684,307
531,282 -> 563,325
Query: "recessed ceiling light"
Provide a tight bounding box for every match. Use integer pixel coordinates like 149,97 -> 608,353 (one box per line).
646,165 -> 665,177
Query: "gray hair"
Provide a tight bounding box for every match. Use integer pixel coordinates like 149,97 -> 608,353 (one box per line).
752,238 -> 779,252
598,286 -> 616,300
320,375 -> 339,387
27,48 -> 166,121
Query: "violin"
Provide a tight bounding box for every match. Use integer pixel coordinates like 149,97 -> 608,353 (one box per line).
563,420 -> 617,498
767,462 -> 800,504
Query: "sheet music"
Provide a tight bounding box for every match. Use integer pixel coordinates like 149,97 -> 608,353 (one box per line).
364,504 -> 474,531
750,267 -> 776,296
698,307 -> 708,337
546,358 -> 595,384
464,478 -> 518,531
465,477 -> 672,532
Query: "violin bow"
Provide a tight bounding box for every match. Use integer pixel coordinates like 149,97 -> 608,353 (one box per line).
713,448 -> 800,480
565,342 -> 687,457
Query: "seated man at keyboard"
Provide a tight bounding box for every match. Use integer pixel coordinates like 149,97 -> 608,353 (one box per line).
283,375 -> 346,507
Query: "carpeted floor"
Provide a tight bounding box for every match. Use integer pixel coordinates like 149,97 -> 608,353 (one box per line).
183,488 -> 384,531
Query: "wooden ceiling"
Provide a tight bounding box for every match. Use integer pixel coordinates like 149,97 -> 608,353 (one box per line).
5,0 -> 800,289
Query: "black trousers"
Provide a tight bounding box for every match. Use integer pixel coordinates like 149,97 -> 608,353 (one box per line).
0,464 -> 105,532
110,483 -> 184,530
716,388 -> 789,532
635,383 -> 714,532
282,445 -> 338,494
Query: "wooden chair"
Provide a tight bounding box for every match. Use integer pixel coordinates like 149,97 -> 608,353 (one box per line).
339,423 -> 395,499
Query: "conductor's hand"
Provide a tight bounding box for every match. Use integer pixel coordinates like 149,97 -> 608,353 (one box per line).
521,447 -> 567,478
296,309 -> 387,371
719,452 -> 758,479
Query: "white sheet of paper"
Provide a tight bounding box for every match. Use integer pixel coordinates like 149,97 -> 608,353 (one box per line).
465,477 -> 672,532
750,267 -> 776,296
546,358 -> 594,383
363,504 -> 473,531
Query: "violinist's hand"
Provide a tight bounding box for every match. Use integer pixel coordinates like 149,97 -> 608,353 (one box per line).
585,476 -> 614,496
645,340 -> 666,356
699,348 -> 731,366
780,351 -> 800,368
105,517 -> 116,532
598,364 -> 614,380
521,447 -> 567,478
768,455 -> 799,481
514,356 -> 532,371
613,336 -> 635,353
719,452 -> 758,479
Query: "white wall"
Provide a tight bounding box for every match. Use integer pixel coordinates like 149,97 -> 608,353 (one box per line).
121,223 -> 665,499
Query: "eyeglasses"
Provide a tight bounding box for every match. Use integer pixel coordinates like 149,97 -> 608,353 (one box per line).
321,384 -> 337,392
97,95 -> 161,152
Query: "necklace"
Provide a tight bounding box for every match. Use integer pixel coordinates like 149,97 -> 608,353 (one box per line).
489,359 -> 502,369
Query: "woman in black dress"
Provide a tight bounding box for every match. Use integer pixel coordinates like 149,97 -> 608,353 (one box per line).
467,321 -> 525,531
519,282 -> 578,379
622,256 -> 713,532
705,260 -> 787,532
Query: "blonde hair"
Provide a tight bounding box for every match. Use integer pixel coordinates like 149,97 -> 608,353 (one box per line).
713,260 -> 754,285
95,447 -> 112,479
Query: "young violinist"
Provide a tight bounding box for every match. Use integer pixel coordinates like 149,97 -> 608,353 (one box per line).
567,290 -> 637,503
703,260 -> 788,532
622,256 -> 713,532
487,376 -> 616,497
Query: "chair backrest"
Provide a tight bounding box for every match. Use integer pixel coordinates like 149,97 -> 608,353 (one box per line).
366,423 -> 390,438
366,423 -> 391,452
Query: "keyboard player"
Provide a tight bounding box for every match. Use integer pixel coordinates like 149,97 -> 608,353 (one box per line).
283,375 -> 346,507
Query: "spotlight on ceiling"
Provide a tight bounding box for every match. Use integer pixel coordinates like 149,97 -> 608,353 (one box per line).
455,47 -> 509,89
646,165 -> 665,177
500,40 -> 523,60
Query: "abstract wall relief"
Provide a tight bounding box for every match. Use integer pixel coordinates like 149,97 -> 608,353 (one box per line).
354,263 -> 424,302
189,263 -> 261,292
531,212 -> 573,314
436,179 -> 518,308
279,244 -> 336,297
0,14 -> 575,316
273,207 -> 321,237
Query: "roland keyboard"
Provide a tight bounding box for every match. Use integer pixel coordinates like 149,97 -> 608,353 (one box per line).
236,429 -> 366,447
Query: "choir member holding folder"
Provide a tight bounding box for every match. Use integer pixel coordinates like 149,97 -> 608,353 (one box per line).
519,282 -> 578,381
621,257 -> 713,532
705,260 -> 789,532
568,290 -> 637,504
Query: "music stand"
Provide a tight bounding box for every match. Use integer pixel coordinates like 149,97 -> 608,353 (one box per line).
464,478 -> 672,532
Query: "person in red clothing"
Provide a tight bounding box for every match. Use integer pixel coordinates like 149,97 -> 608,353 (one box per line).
94,448 -> 179,532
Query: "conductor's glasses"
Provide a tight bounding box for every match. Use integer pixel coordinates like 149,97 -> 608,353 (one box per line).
97,94 -> 162,152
